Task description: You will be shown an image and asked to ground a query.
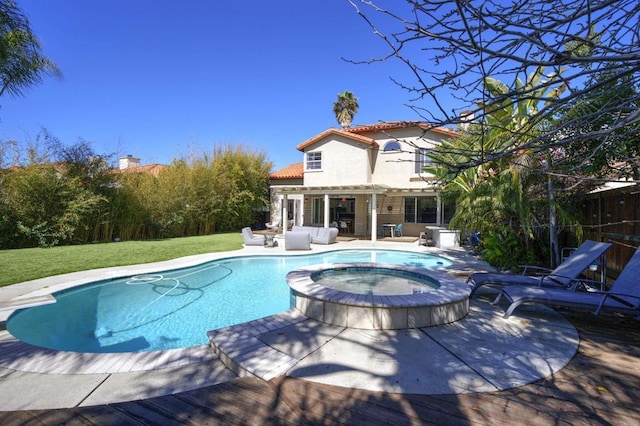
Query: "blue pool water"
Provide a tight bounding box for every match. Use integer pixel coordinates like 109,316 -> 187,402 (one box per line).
7,249 -> 451,353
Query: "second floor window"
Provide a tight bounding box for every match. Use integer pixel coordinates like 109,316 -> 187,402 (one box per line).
306,151 -> 322,170
414,148 -> 432,173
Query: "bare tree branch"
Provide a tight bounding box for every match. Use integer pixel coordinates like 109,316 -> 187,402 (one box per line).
347,0 -> 640,182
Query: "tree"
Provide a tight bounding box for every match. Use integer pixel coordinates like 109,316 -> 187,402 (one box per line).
347,0 -> 640,184
0,0 -> 61,100
1,163 -> 107,248
333,90 -> 359,128
561,66 -> 640,181
426,67 -> 580,267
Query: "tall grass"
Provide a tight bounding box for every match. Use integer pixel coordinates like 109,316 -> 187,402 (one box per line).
0,233 -> 242,287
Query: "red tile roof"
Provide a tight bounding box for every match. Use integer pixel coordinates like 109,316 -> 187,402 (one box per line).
270,162 -> 303,180
295,122 -> 458,152
272,122 -> 458,180
296,128 -> 379,151
345,121 -> 459,137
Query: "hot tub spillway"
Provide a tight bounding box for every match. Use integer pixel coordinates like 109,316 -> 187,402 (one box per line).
286,263 -> 471,330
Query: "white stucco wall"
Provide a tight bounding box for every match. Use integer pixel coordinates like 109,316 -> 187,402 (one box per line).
370,128 -> 449,189
302,136 -> 372,187
298,127 -> 453,189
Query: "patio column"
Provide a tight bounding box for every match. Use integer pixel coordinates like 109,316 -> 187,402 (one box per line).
371,193 -> 377,243
324,193 -> 330,228
282,194 -> 288,235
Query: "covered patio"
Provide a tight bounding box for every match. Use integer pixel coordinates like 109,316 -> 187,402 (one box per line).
273,184 -> 452,242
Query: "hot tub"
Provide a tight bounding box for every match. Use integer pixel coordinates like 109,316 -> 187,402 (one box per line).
286,263 -> 470,330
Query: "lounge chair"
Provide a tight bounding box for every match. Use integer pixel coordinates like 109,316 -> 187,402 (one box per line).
241,227 -> 265,246
468,240 -> 612,298
494,247 -> 640,318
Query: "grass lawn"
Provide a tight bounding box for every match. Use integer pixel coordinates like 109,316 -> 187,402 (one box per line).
0,233 -> 243,288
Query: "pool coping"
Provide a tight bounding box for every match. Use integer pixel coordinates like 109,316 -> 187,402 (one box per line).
0,331 -> 215,374
287,263 -> 470,307
207,309 -> 308,381
287,263 -> 471,329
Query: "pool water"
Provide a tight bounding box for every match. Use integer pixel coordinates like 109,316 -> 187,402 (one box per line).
312,267 -> 439,295
7,250 -> 451,353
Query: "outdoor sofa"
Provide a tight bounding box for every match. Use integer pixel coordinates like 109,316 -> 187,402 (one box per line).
291,225 -> 338,245
285,231 -> 311,250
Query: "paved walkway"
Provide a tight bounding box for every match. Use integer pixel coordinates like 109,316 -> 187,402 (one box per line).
0,239 -> 579,410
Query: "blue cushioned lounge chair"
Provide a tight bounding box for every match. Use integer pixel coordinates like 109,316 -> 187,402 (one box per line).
468,240 -> 612,298
494,247 -> 640,318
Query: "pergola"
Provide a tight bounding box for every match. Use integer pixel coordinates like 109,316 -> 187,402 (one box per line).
274,184 -> 393,242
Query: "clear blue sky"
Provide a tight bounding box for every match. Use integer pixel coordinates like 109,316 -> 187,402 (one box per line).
3,0 -> 459,171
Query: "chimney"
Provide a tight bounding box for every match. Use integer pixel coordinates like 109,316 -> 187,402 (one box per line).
458,110 -> 475,131
119,155 -> 141,170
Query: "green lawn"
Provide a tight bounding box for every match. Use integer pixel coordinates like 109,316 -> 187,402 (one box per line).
0,233 -> 243,288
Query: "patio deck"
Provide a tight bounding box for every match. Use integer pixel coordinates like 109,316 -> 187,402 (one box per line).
2,308 -> 639,425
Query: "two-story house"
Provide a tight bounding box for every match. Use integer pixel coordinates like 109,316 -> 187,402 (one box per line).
268,121 -> 458,242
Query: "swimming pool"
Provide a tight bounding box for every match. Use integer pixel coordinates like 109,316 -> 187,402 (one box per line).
7,249 -> 452,353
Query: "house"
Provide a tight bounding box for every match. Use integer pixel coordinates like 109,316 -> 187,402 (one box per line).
268,121 -> 459,242
114,155 -> 166,177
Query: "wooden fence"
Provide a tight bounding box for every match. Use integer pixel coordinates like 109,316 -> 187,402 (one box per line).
583,184 -> 640,279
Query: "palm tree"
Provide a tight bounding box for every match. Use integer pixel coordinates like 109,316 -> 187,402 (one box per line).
428,67 -> 572,266
0,0 -> 61,99
333,91 -> 359,128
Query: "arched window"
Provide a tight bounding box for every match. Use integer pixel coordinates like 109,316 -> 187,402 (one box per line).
383,141 -> 401,152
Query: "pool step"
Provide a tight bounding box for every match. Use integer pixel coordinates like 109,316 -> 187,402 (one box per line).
0,294 -> 56,312
207,309 -> 307,381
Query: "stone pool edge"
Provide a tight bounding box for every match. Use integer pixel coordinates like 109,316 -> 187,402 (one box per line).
286,263 -> 471,329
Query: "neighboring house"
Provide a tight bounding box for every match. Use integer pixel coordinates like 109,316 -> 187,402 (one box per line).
268,121 -> 458,241
115,155 -> 166,177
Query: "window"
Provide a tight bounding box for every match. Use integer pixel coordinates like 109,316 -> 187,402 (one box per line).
404,196 -> 437,223
414,148 -> 432,173
383,141 -> 401,152
404,196 -> 456,224
306,151 -> 322,170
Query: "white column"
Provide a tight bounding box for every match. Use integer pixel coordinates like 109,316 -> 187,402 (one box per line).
324,193 -> 330,228
292,198 -> 297,227
371,193 -> 377,243
282,194 -> 288,235
436,194 -> 442,226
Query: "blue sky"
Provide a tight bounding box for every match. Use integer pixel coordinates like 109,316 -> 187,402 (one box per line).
3,1 -> 460,170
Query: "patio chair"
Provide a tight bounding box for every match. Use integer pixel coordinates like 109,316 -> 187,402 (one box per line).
468,240 -> 612,298
241,227 -> 265,246
395,223 -> 403,237
494,247 -> 640,318
340,221 -> 348,234
265,220 -> 280,232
